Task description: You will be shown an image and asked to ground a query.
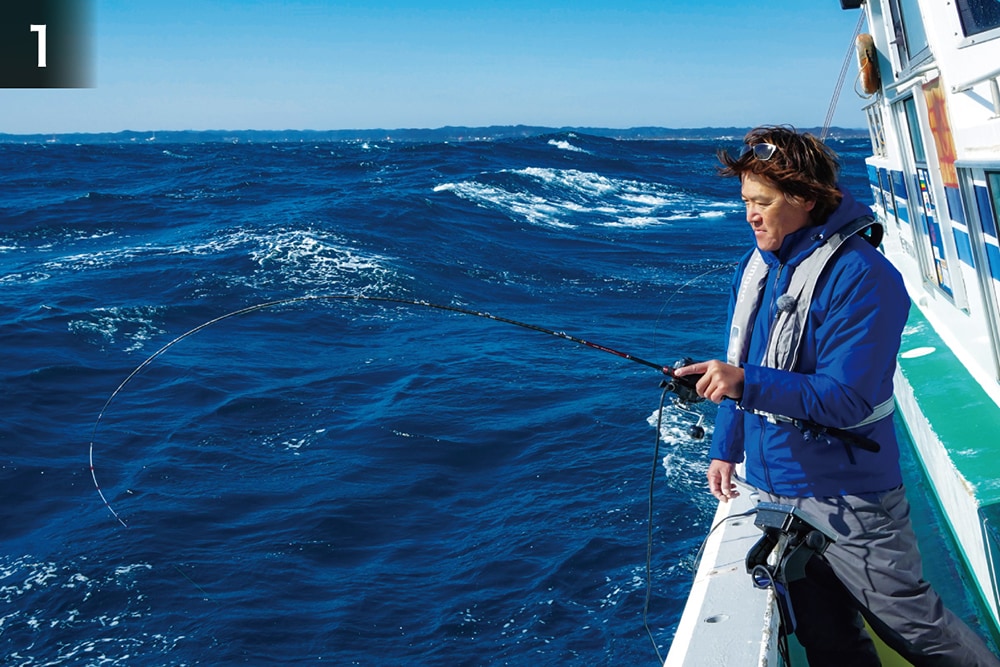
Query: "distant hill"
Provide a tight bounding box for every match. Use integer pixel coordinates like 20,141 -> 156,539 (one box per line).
0,125 -> 868,145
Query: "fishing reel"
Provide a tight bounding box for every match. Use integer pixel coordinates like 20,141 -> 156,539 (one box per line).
661,358 -> 706,440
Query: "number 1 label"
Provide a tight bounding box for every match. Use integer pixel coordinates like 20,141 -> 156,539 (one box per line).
2,1 -> 93,87
30,25 -> 47,68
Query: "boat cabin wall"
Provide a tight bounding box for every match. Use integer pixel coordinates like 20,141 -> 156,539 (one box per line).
863,0 -> 1000,153
852,0 -> 1000,401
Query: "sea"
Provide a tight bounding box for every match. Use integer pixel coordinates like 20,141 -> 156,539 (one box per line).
0,132 -> 990,665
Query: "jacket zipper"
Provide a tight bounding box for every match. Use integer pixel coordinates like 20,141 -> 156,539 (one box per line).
757,262 -> 784,494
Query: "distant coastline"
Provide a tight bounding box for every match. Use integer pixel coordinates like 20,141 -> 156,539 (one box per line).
0,125 -> 868,145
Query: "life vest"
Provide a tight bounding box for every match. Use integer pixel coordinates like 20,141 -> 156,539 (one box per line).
727,216 -> 894,431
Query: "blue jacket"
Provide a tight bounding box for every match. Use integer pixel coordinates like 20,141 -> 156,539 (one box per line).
708,187 -> 909,497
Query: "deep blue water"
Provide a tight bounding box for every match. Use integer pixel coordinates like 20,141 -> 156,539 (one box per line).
0,133 -> 985,665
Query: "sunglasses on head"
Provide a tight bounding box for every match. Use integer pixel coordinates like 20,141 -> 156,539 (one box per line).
740,143 -> 779,161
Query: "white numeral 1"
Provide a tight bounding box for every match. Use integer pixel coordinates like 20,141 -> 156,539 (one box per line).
30,25 -> 47,68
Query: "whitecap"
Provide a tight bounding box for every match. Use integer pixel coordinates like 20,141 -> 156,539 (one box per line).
436,166 -> 735,230
434,181 -> 576,228
40,225 -> 399,298
547,138 -> 589,154
0,271 -> 51,284
601,217 -> 664,229
648,404 -> 714,492
513,167 -> 617,197
246,227 -> 398,289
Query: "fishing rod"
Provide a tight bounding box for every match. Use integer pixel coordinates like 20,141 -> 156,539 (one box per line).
89,292 -> 878,526
88,293 -> 704,526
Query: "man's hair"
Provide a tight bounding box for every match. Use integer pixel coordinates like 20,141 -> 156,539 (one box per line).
717,125 -> 843,223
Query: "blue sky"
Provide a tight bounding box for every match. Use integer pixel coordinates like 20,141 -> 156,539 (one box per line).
2,0 -> 870,133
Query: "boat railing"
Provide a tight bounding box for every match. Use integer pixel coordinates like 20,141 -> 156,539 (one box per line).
952,64 -> 1000,117
863,99 -> 888,158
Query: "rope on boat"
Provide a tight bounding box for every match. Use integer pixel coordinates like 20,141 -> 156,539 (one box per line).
821,11 -> 867,142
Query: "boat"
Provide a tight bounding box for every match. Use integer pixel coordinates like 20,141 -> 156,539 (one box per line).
665,1 -> 1000,663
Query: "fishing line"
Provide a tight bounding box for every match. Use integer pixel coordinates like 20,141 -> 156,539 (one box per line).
89,293 -> 703,527
643,383 -> 673,664
172,564 -> 218,605
642,378 -> 716,661
689,476 -> 758,574
651,262 -> 737,361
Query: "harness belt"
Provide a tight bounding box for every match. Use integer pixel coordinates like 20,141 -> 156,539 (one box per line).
749,395 -> 895,431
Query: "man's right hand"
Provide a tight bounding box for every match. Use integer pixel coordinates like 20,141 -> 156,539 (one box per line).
674,359 -> 744,404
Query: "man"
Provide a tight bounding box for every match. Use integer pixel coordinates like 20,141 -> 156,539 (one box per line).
675,126 -> 1000,666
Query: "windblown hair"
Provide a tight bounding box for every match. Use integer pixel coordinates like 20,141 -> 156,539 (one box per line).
718,125 -> 843,224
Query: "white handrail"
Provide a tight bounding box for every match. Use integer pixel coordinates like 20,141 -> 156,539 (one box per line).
952,64 -> 1000,93
952,67 -> 1000,117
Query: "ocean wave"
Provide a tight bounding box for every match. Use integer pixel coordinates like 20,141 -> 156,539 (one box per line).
80,191 -> 140,202
600,216 -> 662,229
0,229 -> 118,259
547,138 -> 589,154
51,228 -> 398,351
38,226 -> 398,298
434,179 -> 575,229
659,210 -> 729,222
247,227 -> 397,291
435,166 -> 736,229
42,245 -> 148,272
648,402 -> 716,499
161,150 -> 192,160
0,271 -> 51,284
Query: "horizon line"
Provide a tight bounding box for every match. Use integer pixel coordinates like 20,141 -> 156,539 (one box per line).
0,124 -> 869,140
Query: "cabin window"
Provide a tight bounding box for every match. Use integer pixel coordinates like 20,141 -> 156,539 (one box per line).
879,168 -> 900,228
888,0 -> 931,67
899,97 -> 954,295
988,172 -> 1000,236
903,98 -> 927,162
956,0 -> 1000,37
964,168 -> 1000,382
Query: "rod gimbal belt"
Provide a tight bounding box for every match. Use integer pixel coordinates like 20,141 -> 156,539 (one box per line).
745,502 -> 839,634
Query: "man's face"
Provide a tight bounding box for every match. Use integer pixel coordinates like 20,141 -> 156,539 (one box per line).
741,172 -> 815,252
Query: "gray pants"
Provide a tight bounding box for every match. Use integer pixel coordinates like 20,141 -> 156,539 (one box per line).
759,485 -> 1000,667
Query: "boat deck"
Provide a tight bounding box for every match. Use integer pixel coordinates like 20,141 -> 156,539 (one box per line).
663,482 -> 779,666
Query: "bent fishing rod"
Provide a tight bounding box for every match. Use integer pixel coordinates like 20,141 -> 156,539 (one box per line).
89,292 -> 879,526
